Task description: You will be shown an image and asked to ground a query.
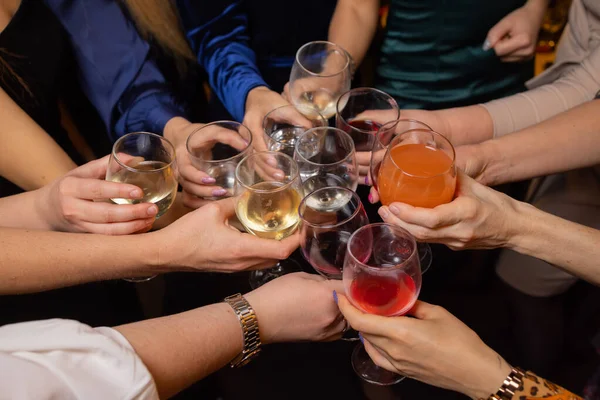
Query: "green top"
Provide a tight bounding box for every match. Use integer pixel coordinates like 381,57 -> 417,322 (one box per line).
376,0 -> 534,109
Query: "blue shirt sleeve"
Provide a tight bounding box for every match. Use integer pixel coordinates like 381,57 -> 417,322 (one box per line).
44,0 -> 187,140
176,0 -> 268,122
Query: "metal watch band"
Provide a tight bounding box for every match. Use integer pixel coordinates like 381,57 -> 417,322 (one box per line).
224,293 -> 261,368
489,367 -> 526,400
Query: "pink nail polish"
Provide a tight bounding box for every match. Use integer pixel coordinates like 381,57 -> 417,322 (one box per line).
212,188 -> 228,197
365,176 -> 369,185
201,177 -> 216,184
368,194 -> 373,203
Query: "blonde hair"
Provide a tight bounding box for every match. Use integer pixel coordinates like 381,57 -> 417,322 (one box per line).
123,0 -> 194,72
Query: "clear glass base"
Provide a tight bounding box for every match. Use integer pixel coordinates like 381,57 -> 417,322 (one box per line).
123,275 -> 157,283
418,242 -> 433,275
249,258 -> 303,289
352,344 -> 405,386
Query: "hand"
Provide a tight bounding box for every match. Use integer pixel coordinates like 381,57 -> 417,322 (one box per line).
454,144 -> 490,184
243,86 -> 291,151
36,155 -> 158,235
484,0 -> 547,62
246,273 -> 345,344
164,117 -> 248,208
337,296 -> 512,399
377,171 -> 520,250
153,197 -> 300,272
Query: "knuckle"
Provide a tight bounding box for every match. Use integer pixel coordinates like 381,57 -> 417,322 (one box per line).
58,177 -> 73,196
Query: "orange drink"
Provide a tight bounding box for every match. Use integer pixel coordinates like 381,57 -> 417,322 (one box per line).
377,129 -> 456,208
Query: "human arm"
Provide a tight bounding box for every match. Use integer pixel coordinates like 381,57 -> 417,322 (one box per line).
328,0 -> 380,67
0,197 -> 300,294
484,0 -> 549,62
336,297 -> 582,400
0,87 -> 76,190
377,172 -> 600,286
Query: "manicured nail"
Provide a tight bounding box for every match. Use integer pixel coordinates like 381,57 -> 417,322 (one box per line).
389,205 -> 400,215
368,193 -> 373,203
359,332 -> 364,344
482,39 -> 491,51
201,177 -> 216,184
273,171 -> 285,179
364,176 -> 369,185
333,290 -> 338,304
378,207 -> 389,219
147,205 -> 158,216
212,189 -> 228,197
266,157 -> 278,167
130,189 -> 142,198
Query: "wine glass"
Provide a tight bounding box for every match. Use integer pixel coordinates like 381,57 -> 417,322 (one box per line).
343,223 -> 422,385
234,151 -> 304,289
336,87 -> 400,152
289,41 -> 351,120
187,121 -> 253,200
370,119 -> 434,273
294,127 -> 358,194
263,104 -> 326,157
106,132 -> 178,283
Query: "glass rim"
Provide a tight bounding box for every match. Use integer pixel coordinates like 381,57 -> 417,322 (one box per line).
375,119 -> 433,147
235,150 -> 300,193
298,187 -> 363,229
112,131 -> 176,173
295,40 -> 350,78
262,105 -> 327,142
294,127 -> 356,167
336,87 -> 401,134
186,120 -> 253,164
385,128 -> 456,179
346,222 -> 418,273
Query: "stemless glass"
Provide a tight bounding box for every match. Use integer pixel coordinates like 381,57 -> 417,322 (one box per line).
289,41 -> 351,120
294,127 -> 358,194
336,88 -> 400,152
235,151 -> 304,288
263,104 -> 326,157
343,223 -> 422,385
187,121 -> 253,200
106,132 -> 178,283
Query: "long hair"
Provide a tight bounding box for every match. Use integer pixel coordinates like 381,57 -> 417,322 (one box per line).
0,49 -> 34,100
123,0 -> 194,73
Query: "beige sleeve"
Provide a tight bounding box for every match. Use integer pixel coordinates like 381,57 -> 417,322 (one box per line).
481,47 -> 600,137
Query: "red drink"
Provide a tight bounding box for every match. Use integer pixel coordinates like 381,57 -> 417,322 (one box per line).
350,273 -> 417,316
341,119 -> 382,151
347,119 -> 382,132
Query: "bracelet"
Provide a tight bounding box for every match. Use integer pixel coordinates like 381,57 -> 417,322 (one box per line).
224,293 -> 261,368
488,367 -> 525,400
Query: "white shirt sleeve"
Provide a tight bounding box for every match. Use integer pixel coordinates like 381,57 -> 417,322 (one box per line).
0,319 -> 158,400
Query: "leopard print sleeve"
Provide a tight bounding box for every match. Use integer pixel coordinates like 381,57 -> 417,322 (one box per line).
512,371 -> 582,400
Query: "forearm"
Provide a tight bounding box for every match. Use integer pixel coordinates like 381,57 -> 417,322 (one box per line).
0,228 -> 162,294
0,190 -> 50,230
508,201 -> 600,285
328,0 -> 379,66
115,303 -> 242,399
479,100 -> 600,186
437,105 -> 494,146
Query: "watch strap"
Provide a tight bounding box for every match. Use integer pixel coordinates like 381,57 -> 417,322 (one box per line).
224,293 -> 261,368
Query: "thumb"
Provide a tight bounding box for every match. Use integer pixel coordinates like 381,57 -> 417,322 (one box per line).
215,196 -> 237,219
68,155 -> 111,179
485,16 -> 513,49
455,170 -> 478,195
336,294 -> 388,336
404,300 -> 439,320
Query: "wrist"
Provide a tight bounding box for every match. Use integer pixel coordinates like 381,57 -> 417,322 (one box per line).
243,290 -> 275,345
163,116 -> 191,145
477,140 -> 503,187
464,351 -> 512,399
244,86 -> 271,113
143,231 -> 181,274
33,186 -> 60,231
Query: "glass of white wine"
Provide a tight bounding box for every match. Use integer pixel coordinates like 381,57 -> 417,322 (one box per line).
289,41 -> 351,121
235,151 -> 304,288
106,131 -> 178,283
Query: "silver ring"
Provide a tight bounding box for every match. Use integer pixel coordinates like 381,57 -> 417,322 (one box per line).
342,318 -> 350,333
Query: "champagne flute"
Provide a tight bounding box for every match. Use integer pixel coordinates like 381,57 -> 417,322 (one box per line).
187,121 -> 253,200
263,104 -> 326,157
343,223 -> 422,385
370,119 -> 434,273
294,127 -> 358,194
235,151 -> 304,289
106,132 -> 178,283
289,41 -> 351,120
336,87 -> 400,152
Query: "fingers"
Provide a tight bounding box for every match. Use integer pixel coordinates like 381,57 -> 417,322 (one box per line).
405,300 -> 438,320
493,34 -> 532,58
181,191 -> 212,209
363,338 -> 398,372
62,177 -> 144,201
337,294 -> 392,336
369,187 -> 380,204
70,200 -> 158,223
381,202 -> 464,229
68,155 -> 112,179
213,128 -> 251,152
179,177 -> 228,199
485,17 -> 513,50
77,218 -> 156,235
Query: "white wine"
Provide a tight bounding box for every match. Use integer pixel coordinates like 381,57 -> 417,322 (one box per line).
236,181 -> 302,240
109,160 -> 177,218
296,89 -> 337,119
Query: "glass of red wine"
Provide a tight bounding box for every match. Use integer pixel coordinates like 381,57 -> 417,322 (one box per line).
336,87 -> 400,152
370,119 -> 434,274
343,223 -> 422,385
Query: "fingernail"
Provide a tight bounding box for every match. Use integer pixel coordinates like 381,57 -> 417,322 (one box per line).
333,290 -> 338,304
274,171 -> 285,179
368,193 -> 373,203
389,205 -> 400,215
130,189 -> 142,198
266,158 -> 278,167
147,205 -> 158,216
378,207 -> 389,219
201,177 -> 216,184
364,176 -> 369,185
482,39 -> 491,51
212,189 -> 228,197
359,332 -> 364,344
